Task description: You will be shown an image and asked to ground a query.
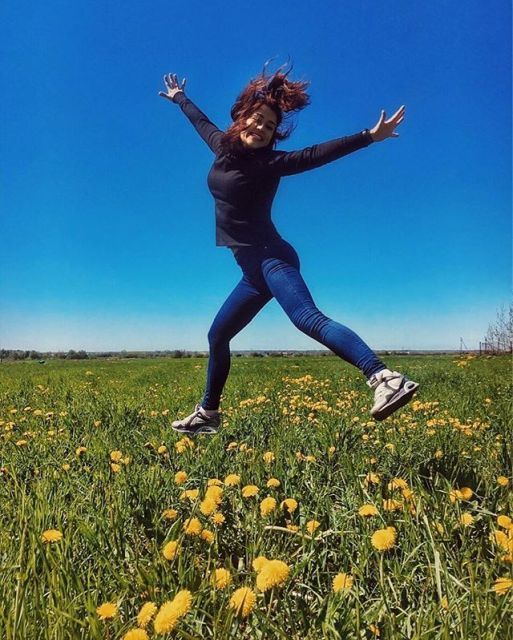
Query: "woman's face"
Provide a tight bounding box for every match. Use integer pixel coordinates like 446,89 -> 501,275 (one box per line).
240,104 -> 278,149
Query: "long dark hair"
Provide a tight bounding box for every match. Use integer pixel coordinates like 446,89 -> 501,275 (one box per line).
220,58 -> 311,156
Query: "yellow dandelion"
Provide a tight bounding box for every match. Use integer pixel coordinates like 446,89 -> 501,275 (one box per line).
242,485 -> 259,498
211,512 -> 225,526
497,476 -> 510,488
162,540 -> 180,560
252,556 -> 269,572
157,445 -> 167,454
123,629 -> 149,640
382,499 -> 402,512
332,572 -> 354,593
212,568 -> 232,589
256,559 -> 290,592
306,520 -> 320,534
492,577 -> 513,595
200,497 -> 218,516
286,523 -> 300,532
174,471 -> 187,484
162,508 -> 178,521
388,477 -> 408,491
207,478 -> 223,486
369,623 -> 380,636
153,590 -> 192,634
41,529 -> 63,544
110,450 -> 123,462
260,497 -> 277,517
371,526 -> 397,551
180,489 -> 199,501
96,602 -> 118,620
224,473 -> 241,486
201,529 -> 214,544
460,512 -> 474,527
440,596 -> 449,611
111,463 -> 121,473
263,451 -> 275,464
229,587 -> 256,618
137,601 -> 158,627
459,487 -> 473,500
226,441 -> 238,451
358,504 -> 379,517
497,515 -> 512,529
267,478 -> 281,488
281,498 -> 298,513
364,472 -> 381,486
205,485 -> 223,504
75,446 -> 87,456
183,517 -> 202,536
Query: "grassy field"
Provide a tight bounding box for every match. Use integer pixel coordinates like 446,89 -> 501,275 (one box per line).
0,355 -> 512,639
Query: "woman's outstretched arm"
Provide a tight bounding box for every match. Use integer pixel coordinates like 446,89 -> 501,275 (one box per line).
159,73 -> 224,155
267,105 -> 406,177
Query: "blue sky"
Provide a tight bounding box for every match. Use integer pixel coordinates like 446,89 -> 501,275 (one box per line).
1,0 -> 511,351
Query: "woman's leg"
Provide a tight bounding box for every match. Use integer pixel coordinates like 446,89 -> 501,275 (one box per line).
261,254 -> 386,379
201,275 -> 272,409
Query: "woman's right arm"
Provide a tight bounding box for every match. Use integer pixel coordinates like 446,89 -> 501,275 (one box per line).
159,73 -> 223,155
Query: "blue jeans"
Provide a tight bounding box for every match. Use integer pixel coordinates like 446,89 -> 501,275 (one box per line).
201,238 -> 385,410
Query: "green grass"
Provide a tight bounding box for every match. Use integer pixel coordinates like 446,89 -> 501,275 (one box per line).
0,355 -> 512,639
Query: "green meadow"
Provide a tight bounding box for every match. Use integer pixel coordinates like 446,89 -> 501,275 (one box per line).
0,355 -> 511,639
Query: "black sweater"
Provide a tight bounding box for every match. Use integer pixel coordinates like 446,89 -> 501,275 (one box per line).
172,91 -> 375,247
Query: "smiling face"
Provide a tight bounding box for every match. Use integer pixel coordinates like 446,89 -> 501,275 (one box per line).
240,104 -> 278,149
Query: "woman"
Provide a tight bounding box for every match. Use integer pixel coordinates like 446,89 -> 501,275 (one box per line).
159,61 -> 419,436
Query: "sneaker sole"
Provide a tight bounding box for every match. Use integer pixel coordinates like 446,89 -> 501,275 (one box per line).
171,424 -> 219,436
372,381 -> 419,421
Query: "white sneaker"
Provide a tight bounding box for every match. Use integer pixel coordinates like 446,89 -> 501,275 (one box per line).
367,368 -> 419,421
171,404 -> 221,436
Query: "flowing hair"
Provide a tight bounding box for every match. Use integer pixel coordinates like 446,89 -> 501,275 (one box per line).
220,58 -> 311,156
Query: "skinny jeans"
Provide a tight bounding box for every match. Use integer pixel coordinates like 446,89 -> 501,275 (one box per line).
201,238 -> 385,410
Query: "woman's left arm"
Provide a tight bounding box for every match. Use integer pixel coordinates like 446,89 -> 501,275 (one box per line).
267,105 -> 405,177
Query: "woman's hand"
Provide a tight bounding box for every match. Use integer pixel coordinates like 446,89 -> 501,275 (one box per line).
369,105 -> 405,142
159,73 -> 187,101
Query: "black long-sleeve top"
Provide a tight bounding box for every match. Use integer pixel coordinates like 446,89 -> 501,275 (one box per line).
171,91 -> 375,247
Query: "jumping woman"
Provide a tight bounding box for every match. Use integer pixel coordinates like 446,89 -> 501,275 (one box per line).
159,61 -> 419,436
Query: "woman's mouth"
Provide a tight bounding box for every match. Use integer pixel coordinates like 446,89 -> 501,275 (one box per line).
248,132 -> 263,141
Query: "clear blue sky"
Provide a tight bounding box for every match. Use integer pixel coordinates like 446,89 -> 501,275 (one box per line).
1,0 -> 511,351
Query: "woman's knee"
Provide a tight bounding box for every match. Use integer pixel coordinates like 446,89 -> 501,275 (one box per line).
290,305 -> 329,336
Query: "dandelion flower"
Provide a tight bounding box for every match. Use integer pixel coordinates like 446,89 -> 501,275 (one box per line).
260,497 -> 277,517
388,477 -> 408,491
163,540 -> 180,560
207,478 -> 223,486
358,504 -> 378,517
174,471 -> 187,484
224,473 -> 240,486
111,463 -> 121,473
252,556 -> 269,572
263,451 -> 275,464
267,478 -> 281,488
211,512 -> 225,526
281,498 -> 298,513
382,499 -> 402,512
96,602 -> 118,620
497,515 -> 512,529
201,529 -> 214,544
110,450 -> 123,462
162,508 -> 178,521
157,445 -> 167,454
306,520 -> 320,534
205,485 -> 223,504
460,512 -> 474,527
137,601 -> 158,627
183,518 -> 202,536
256,559 -> 290,591
212,568 -> 232,589
332,572 -> 354,593
123,629 -> 149,640
75,446 -> 87,456
41,529 -> 63,544
368,623 -> 380,637
497,476 -> 510,487
242,485 -> 259,498
200,497 -> 218,516
153,590 -> 192,634
229,587 -> 256,618
180,489 -> 199,501
492,577 -> 513,595
364,472 -> 381,486
371,526 -> 397,551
